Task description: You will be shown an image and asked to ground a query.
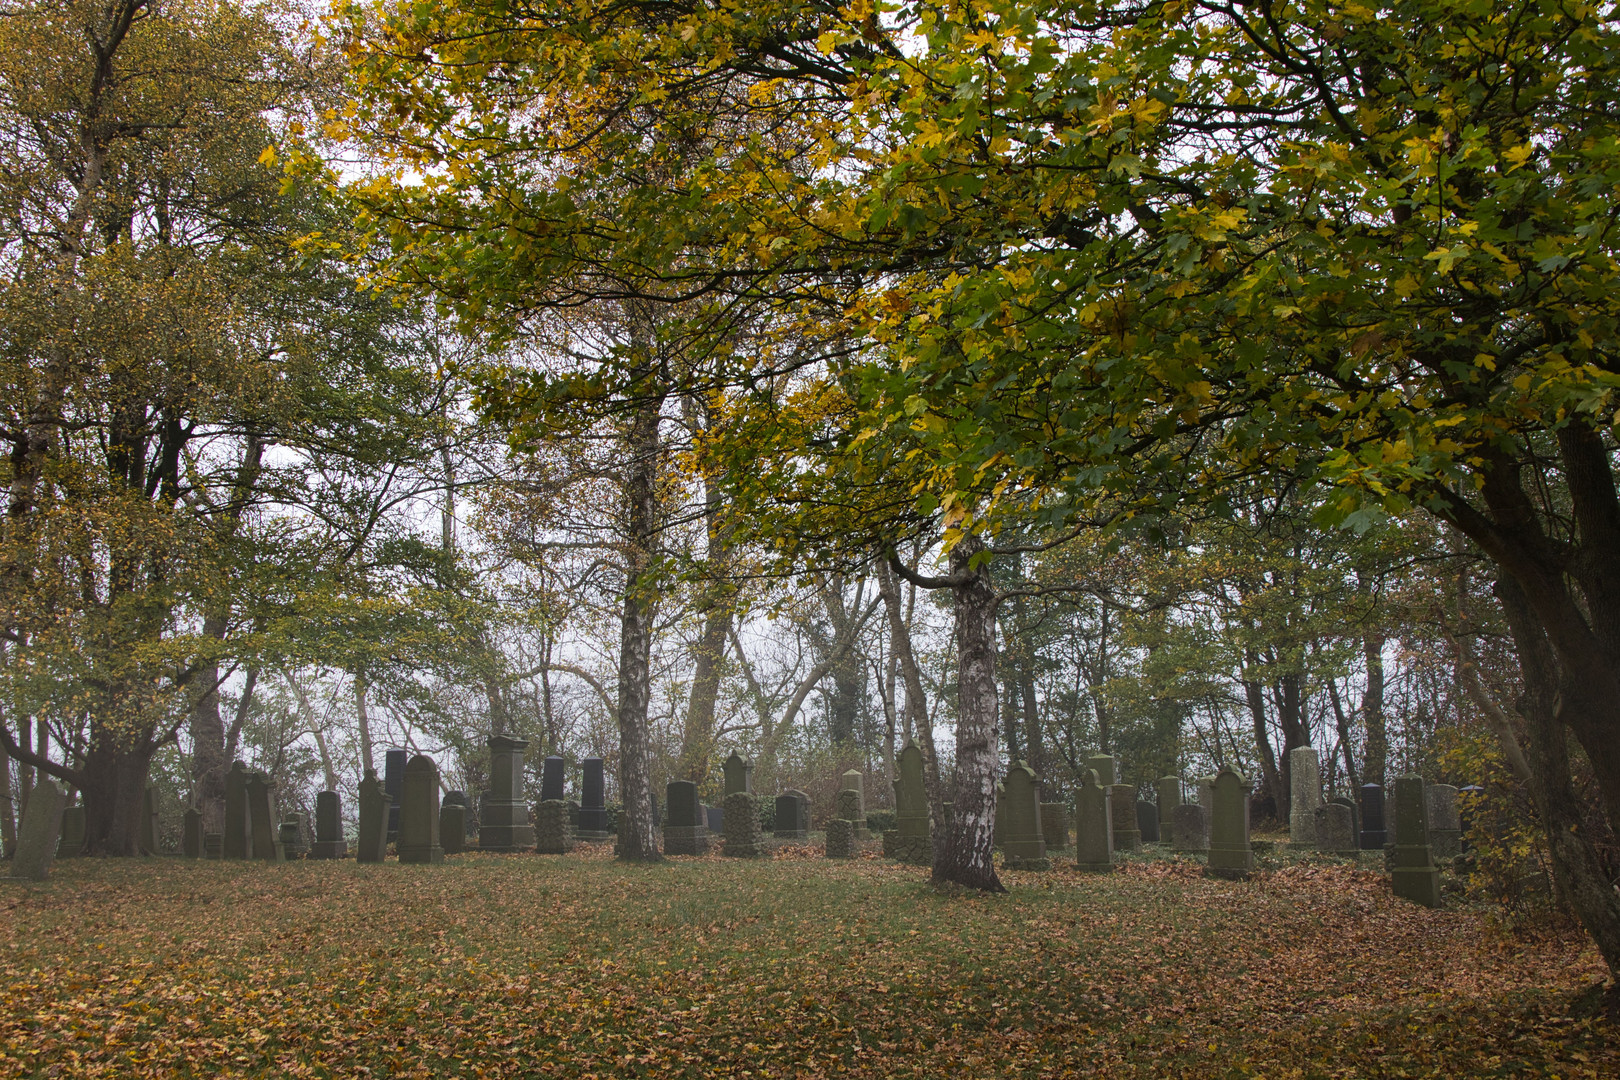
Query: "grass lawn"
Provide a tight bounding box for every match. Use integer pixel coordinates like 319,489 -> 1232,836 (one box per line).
1,845 -> 1613,1078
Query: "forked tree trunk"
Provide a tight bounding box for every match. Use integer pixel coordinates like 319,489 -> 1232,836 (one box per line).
933,534 -> 1005,893
80,737 -> 153,856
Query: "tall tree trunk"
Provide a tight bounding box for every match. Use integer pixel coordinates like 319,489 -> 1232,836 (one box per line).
934,534 -> 1005,893
1273,671 -> 1310,822
614,375 -> 662,863
876,557 -> 946,857
354,671 -> 375,776
1361,634 -> 1387,788
190,613 -> 229,833
1243,672 -> 1282,820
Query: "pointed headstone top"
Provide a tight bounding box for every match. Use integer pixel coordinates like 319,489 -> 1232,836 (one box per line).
722,751 -> 754,797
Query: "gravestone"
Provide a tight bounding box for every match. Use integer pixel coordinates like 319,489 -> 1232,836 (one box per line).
204,833 -> 223,860
1073,769 -> 1114,873
533,798 -> 575,854
1040,803 -> 1069,852
140,786 -> 161,855
183,808 -> 203,859
357,768 -> 391,863
825,817 -> 855,858
1197,776 -> 1216,846
774,790 -> 810,840
1155,777 -> 1181,838
1171,803 -> 1208,854
311,790 -> 348,859
1314,802 -> 1358,856
1384,786 -> 1400,847
1000,762 -> 1049,869
444,790 -> 477,839
1205,767 -> 1255,880
10,779 -> 65,881
886,743 -> 931,864
246,771 -> 284,862
722,791 -> 765,858
440,802 -> 466,855
577,758 -> 610,841
840,770 -> 868,838
279,816 -> 309,859
540,756 -> 566,802
705,805 -> 723,834
479,735 -> 536,852
722,752 -> 754,796
1330,794 -> 1360,847
397,754 -> 444,864
56,805 -> 85,858
1391,775 -> 1441,907
1288,746 -> 1322,846
384,749 -> 408,841
1110,784 -> 1141,852
1359,783 -> 1386,849
1086,754 -> 1118,787
662,781 -> 710,856
1136,799 -> 1159,843
224,761 -> 252,860
1425,783 -> 1461,859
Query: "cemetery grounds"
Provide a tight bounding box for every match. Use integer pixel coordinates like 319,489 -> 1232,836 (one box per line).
1,843 -> 1614,1079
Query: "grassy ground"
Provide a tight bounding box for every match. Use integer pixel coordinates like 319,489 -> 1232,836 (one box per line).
1,843 -> 1613,1078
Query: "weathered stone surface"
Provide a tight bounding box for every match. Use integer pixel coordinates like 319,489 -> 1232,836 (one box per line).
1288,746 -> 1322,846
11,780 -> 65,881
1385,786 -> 1400,847
1172,803 -> 1208,854
840,770 -> 868,838
1109,785 -> 1141,852
1155,777 -> 1181,837
398,754 -> 444,864
1205,767 -> 1255,880
279,816 -> 309,858
540,756 -> 566,802
204,833 -> 223,859
1330,795 -> 1360,846
1314,802 -> 1358,856
824,817 -> 855,858
722,791 -> 765,858
661,781 -> 709,856
140,786 -> 161,855
357,768 -> 390,863
999,762 -> 1049,870
440,803 -> 466,855
533,799 -> 576,854
577,758 -> 610,841
56,804 -> 85,858
384,749 -> 407,841
480,735 -> 536,852
311,790 -> 348,859
722,752 -> 754,797
893,743 -> 929,840
182,807 -> 203,859
1040,802 -> 1070,852
1425,783 -> 1461,859
774,790 -> 809,840
704,805 -> 722,834
1136,799 -> 1160,843
1359,783 -> 1386,849
1073,769 -> 1114,873
1086,754 -> 1119,788
1391,775 -> 1441,908
224,761 -> 252,860
246,772 -> 284,862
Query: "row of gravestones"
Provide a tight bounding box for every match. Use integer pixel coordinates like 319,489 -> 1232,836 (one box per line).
1285,746 -> 1470,860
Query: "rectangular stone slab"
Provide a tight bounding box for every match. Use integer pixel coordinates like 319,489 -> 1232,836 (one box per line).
11,780 -> 65,881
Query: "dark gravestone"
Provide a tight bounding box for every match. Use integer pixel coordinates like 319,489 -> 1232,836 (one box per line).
540,756 -> 566,802
311,790 -> 348,859
11,781 -> 66,881
825,817 -> 855,858
279,816 -> 309,858
774,790 -> 809,840
204,833 -> 223,859
56,804 -> 85,858
1073,769 -> 1114,873
1205,767 -> 1254,880
577,758 -> 609,841
1110,785 -> 1141,852
224,761 -> 252,860
357,768 -> 390,863
722,791 -> 765,858
443,790 -> 477,839
1385,786 -> 1400,847
1155,776 -> 1181,838
885,743 -> 931,864
1171,803 -> 1208,854
663,780 -> 710,856
1391,775 -> 1441,907
722,752 -> 754,797
705,805 -> 723,834
397,754 -> 444,864
534,799 -> 575,854
440,803 -> 466,855
183,808 -> 203,859
1359,783 -> 1386,849
1315,803 -> 1358,856
1136,799 -> 1160,843
383,749 -> 408,841
245,772 -> 284,862
1040,803 -> 1070,852
999,762 -> 1049,870
140,786 -> 160,855
1330,794 -> 1360,848
480,735 -> 536,852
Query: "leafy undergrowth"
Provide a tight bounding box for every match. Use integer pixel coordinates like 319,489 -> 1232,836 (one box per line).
1,847 -> 1612,1078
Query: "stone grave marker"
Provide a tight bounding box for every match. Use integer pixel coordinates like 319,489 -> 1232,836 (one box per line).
533,796 -> 575,854
774,790 -> 809,840
204,833 -> 223,859
840,770 -> 868,838
886,744 -> 930,864
722,752 -> 754,797
1425,783 -> 1461,859
1155,777 -> 1181,838
1314,802 -> 1358,856
662,780 -> 709,856
1391,775 -> 1441,907
1086,754 -> 1118,787
1384,785 -> 1400,847
1171,803 -> 1208,854
246,771 -> 284,862
224,761 -> 252,860
1205,767 -> 1254,880
480,735 -> 536,852
279,816 -> 309,859
999,762 -> 1049,870
834,787 -> 866,843
540,756 -> 566,802
1288,746 -> 1322,846
1073,769 -> 1114,873
1110,784 -> 1141,852
1040,803 -> 1069,852
1197,776 -> 1216,846
824,817 -> 855,858
56,804 -> 85,858
312,790 -> 348,859
1359,783 -> 1386,849
577,758 -> 610,841
140,786 -> 161,855
1330,795 -> 1360,847
384,748 -> 407,841
443,791 -> 477,839
10,779 -> 65,881
705,804 -> 723,834
1136,799 -> 1160,843
397,754 -> 444,864
183,807 -> 203,859
722,790 -> 765,858
440,801 -> 466,855
357,768 -> 390,863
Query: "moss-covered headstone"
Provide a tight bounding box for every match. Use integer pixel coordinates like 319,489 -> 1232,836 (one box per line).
723,752 -> 754,797
1425,783 -> 1461,859
824,817 -> 855,858
999,762 -> 1049,870
1171,803 -> 1207,854
397,755 -> 444,864
1205,767 -> 1254,880
357,767 -> 390,863
1040,802 -> 1069,852
10,779 -> 65,881
440,802 -> 466,855
1073,769 -> 1114,873
223,761 -> 252,860
1314,803 -> 1358,857
245,772 -> 284,862
56,804 -> 85,859
1155,777 -> 1181,838
722,791 -> 765,858
1110,784 -> 1141,852
1391,775 -> 1441,907
839,770 -> 868,838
